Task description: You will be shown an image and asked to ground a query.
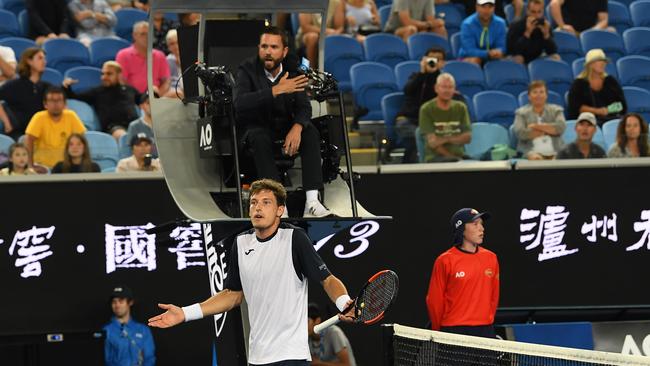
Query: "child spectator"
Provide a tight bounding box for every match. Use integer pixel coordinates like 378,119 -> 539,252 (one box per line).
51,133 -> 101,173
0,143 -> 37,175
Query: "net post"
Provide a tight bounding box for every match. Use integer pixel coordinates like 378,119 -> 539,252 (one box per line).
381,323 -> 394,366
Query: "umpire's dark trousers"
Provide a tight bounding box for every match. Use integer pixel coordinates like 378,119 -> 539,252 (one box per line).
244,123 -> 323,191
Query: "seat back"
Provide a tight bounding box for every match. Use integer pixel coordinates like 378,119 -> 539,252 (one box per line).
394,61 -> 419,90
617,55 -> 650,93
350,62 -> 399,120
442,60 -> 486,99
0,9 -> 19,39
2,0 -> 25,16
42,38 -> 91,73
0,133 -> 14,154
17,9 -> 27,37
114,8 -> 148,42
464,122 -> 510,160
622,86 -> 650,121
484,60 -> 529,97
0,36 -> 35,60
364,33 -> 409,68
630,1 -> 650,27
553,30 -> 583,65
450,32 -> 461,60
602,119 -> 620,149
435,3 -> 463,35
89,37 -> 131,68
67,99 -> 101,131
381,92 -> 405,144
41,67 -> 63,85
623,27 -> 650,58
580,30 -> 626,62
64,66 -> 102,94
85,131 -> 119,170
608,1 -> 633,34
324,35 -> 364,92
379,5 -> 391,30
407,32 -> 451,60
517,90 -> 565,110
118,133 -> 131,159
528,59 -> 573,97
472,91 -> 518,128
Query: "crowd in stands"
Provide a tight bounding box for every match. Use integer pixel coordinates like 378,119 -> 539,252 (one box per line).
1,0 -> 650,178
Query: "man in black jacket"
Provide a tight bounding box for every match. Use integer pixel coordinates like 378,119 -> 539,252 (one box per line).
506,0 -> 559,64
234,26 -> 333,218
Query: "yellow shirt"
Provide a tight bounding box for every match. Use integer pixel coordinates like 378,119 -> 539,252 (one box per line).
25,110 -> 86,168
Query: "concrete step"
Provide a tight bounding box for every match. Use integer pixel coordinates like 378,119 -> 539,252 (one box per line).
350,148 -> 378,166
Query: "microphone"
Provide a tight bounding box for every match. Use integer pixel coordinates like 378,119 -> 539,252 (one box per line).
297,63 -> 319,80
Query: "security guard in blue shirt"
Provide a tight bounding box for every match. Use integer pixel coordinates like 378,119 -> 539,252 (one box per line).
103,286 -> 156,366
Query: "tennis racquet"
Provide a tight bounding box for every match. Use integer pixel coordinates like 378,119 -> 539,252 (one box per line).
314,269 -> 399,334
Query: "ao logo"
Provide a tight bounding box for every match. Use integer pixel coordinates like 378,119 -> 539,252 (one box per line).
200,123 -> 212,147
622,334 -> 650,356
203,223 -> 228,337
455,271 -> 465,278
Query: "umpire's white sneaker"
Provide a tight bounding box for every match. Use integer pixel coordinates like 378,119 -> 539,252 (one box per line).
303,200 -> 334,218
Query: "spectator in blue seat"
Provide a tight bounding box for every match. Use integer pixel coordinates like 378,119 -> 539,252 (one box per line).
62,60 -> 140,140
0,143 -> 37,175
68,0 -> 118,47
556,112 -> 606,159
567,49 -> 626,126
438,0 -> 523,20
393,47 -> 465,163
506,0 -> 559,64
116,133 -> 161,172
0,45 -> 16,86
607,113 -> 649,158
126,92 -> 157,158
419,73 -> 472,162
0,48 -> 51,140
384,0 -> 447,42
549,0 -> 614,36
51,133 -> 101,173
26,0 -> 72,45
344,0 -> 381,44
513,80 -> 566,160
458,0 -> 507,66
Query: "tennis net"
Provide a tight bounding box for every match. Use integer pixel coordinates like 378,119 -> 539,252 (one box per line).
384,324 -> 650,366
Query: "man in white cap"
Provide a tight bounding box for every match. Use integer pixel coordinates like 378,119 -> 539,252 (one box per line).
458,0 -> 508,65
556,112 -> 606,159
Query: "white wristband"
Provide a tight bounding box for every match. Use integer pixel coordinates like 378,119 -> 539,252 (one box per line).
181,303 -> 203,322
335,295 -> 351,312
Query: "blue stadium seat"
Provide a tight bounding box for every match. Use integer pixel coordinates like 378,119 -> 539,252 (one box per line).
464,122 -> 510,160
608,1 -> 633,34
118,133 -> 131,159
602,119 -> 620,149
415,126 -> 425,162
1,0 -> 24,16
483,60 -> 529,97
41,67 -> 63,85
394,60 -> 419,90
630,1 -> 650,27
0,133 -> 14,153
450,32 -> 461,60
379,5 -> 391,31
472,91 -> 518,128
85,131 -> 119,170
528,59 -> 573,97
42,38 -> 91,74
580,30 -> 626,62
517,90 -> 565,109
0,9 -> 19,39
463,93 -> 475,122
615,0 -> 639,7
0,36 -> 35,59
623,27 -> 650,58
563,120 -> 606,149
324,35 -> 364,92
290,13 -> 299,36
407,32 -> 451,60
622,86 -> 650,121
66,99 -> 101,131
553,30 -> 583,64
442,61 -> 486,99
617,55 -> 650,93
381,92 -> 405,145
17,9 -> 27,37
508,124 -> 517,149
114,8 -> 147,42
504,4 -> 515,24
64,66 -> 102,94
364,33 -> 409,68
374,0 -> 393,8
350,62 -> 399,120
435,3 -> 463,35
89,37 -> 131,68
571,57 -> 618,79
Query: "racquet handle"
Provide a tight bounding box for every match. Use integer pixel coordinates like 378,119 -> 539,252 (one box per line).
314,314 -> 341,334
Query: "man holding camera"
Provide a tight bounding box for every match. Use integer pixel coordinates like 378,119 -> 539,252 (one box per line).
506,0 -> 559,64
116,133 -> 161,172
233,26 -> 333,217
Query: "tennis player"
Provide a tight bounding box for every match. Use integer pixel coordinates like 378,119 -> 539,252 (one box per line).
425,208 -> 500,338
148,179 -> 354,366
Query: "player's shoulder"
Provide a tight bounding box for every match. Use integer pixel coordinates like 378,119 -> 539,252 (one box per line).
280,222 -> 309,238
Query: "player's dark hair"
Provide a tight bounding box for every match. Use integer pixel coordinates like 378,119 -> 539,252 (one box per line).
250,179 -> 287,206
260,26 -> 289,48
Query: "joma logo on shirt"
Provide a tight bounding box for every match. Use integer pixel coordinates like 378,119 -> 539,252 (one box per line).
455,271 -> 465,278
245,249 -> 255,255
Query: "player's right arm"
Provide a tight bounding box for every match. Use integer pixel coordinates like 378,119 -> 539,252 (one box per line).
148,290 -> 244,328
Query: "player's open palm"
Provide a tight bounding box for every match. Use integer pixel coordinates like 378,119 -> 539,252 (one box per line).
148,303 -> 184,328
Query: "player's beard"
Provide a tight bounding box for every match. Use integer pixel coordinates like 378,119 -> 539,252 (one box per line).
262,55 -> 283,74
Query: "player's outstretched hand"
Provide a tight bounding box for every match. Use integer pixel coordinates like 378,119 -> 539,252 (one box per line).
338,299 -> 356,323
148,303 -> 184,328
